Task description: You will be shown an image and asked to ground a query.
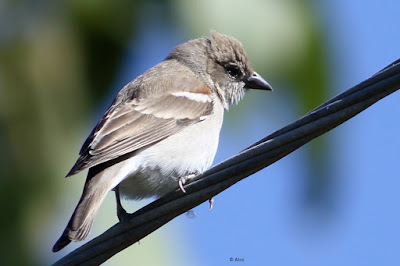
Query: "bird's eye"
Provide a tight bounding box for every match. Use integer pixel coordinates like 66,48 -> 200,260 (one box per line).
225,65 -> 241,78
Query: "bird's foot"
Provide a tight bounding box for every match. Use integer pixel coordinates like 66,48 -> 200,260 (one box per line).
178,173 -> 197,193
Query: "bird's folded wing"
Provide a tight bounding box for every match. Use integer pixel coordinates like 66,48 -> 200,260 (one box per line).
66,78 -> 214,176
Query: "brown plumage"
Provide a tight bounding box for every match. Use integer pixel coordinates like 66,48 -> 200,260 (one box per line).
53,31 -> 272,252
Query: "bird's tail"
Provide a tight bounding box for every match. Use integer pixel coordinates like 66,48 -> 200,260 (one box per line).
52,169 -> 112,252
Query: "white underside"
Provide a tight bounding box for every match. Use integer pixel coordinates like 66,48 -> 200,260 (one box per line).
104,101 -> 224,200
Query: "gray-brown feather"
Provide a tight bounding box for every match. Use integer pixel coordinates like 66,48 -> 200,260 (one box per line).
67,60 -> 214,176
55,30 -> 260,252
53,169 -> 113,252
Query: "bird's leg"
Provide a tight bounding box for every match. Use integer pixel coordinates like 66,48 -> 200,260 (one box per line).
178,173 -> 215,211
115,186 -> 129,222
178,173 -> 199,193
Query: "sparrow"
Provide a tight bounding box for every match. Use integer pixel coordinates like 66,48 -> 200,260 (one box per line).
53,30 -> 272,252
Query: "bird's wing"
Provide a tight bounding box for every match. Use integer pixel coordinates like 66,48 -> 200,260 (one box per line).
67,67 -> 214,176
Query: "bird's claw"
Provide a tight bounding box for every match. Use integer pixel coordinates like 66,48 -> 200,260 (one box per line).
208,197 -> 214,211
178,177 -> 187,193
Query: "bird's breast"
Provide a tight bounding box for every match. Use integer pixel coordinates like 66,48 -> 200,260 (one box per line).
118,103 -> 224,199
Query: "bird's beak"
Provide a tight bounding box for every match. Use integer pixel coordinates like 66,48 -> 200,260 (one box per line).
245,72 -> 273,91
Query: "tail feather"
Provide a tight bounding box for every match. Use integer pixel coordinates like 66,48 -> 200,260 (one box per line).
53,170 -> 112,252
52,234 -> 71,252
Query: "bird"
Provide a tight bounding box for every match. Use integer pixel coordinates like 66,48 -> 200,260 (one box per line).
52,30 -> 273,252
